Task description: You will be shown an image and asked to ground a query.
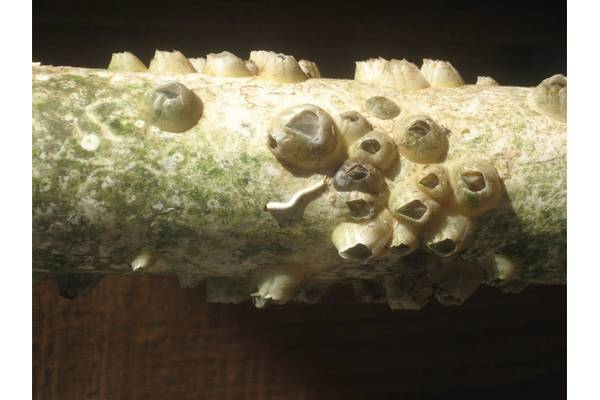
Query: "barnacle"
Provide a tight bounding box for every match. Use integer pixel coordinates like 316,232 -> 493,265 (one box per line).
203,51 -> 253,77
528,74 -> 567,122
364,96 -> 401,119
266,104 -> 343,174
333,111 -> 373,147
245,60 -> 259,75
485,253 -> 523,287
393,114 -> 449,163
354,58 -> 430,90
389,221 -> 419,257
107,51 -> 147,72
251,265 -> 306,307
448,158 -> 503,217
423,212 -> 475,258
348,130 -> 398,172
335,190 -> 386,221
188,57 -> 206,73
250,50 -> 308,83
142,81 -> 203,133
332,159 -> 385,194
414,165 -> 452,204
331,209 -> 394,261
148,50 -> 197,74
476,76 -> 499,86
389,184 -> 440,227
131,249 -> 158,271
299,59 -> 321,78
420,59 -> 464,88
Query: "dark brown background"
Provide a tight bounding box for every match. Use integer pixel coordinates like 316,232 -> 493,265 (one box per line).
33,1 -> 566,399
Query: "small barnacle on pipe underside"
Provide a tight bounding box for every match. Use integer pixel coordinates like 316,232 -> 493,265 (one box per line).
389,184 -> 440,228
348,130 -> 398,172
332,159 -> 386,195
266,104 -> 344,174
298,59 -> 322,78
413,164 -> 452,205
389,220 -> 419,257
483,253 -> 523,287
427,261 -> 483,306
423,212 -> 476,259
251,265 -> 308,308
107,51 -> 147,72
528,74 -> 567,122
364,96 -> 401,120
264,179 -> 327,227
334,111 -> 373,147
392,114 -> 449,164
148,50 -> 197,74
331,209 -> 394,262
131,248 -> 159,272
354,58 -> 430,90
448,157 -> 503,217
203,51 -> 253,77
250,50 -> 308,83
420,59 -> 464,88
142,81 -> 203,133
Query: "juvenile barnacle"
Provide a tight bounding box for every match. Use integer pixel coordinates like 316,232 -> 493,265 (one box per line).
203,51 -> 253,77
298,59 -> 322,78
148,50 -> 197,74
392,114 -> 449,164
364,96 -> 401,120
423,212 -> 475,258
414,165 -> 451,204
251,265 -> 306,308
348,130 -> 398,172
389,221 -> 419,257
335,190 -> 386,221
448,158 -> 503,217
484,253 -> 523,287
332,159 -> 385,194
528,74 -> 567,122
266,104 -> 342,174
389,184 -> 440,227
251,50 -> 308,83
188,57 -> 206,73
331,209 -> 394,261
107,51 -> 147,72
333,111 -> 373,147
476,76 -> 499,86
354,58 -> 430,90
142,81 -> 203,133
420,59 -> 464,88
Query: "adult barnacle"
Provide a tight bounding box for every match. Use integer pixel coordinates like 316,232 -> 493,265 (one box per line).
331,210 -> 394,261
251,50 -> 308,83
484,253 -> 523,287
354,58 -> 429,90
266,104 -> 343,174
392,114 -> 449,163
414,165 -> 451,204
364,96 -> 401,120
333,111 -> 373,147
389,221 -> 419,257
389,184 -> 440,227
528,74 -> 567,122
188,57 -> 206,73
476,76 -> 499,86
423,212 -> 475,258
107,51 -> 147,72
148,50 -> 197,74
299,59 -> 322,78
203,51 -> 253,77
448,158 -> 503,217
332,159 -> 385,194
348,130 -> 398,172
335,190 -> 386,221
142,81 -> 203,133
420,59 -> 464,88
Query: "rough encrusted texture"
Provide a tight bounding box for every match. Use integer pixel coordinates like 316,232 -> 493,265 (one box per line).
32,65 -> 566,300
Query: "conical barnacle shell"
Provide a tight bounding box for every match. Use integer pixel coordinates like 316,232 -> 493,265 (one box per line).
332,159 -> 386,194
392,114 -> 449,164
249,50 -> 273,69
364,96 -> 401,120
299,59 -> 322,78
251,265 -> 306,307
334,190 -> 387,221
389,221 -> 419,257
251,50 -> 308,83
389,184 -> 440,227
528,74 -> 566,122
484,253 -> 523,287
476,76 -> 498,86
354,58 -> 429,90
203,51 -> 253,77
334,111 -> 373,147
245,60 -> 259,75
348,130 -> 398,172
420,59 -> 464,88
448,157 -> 503,217
188,57 -> 206,73
331,209 -> 394,261
142,81 -> 203,133
423,212 -> 475,258
413,164 -> 452,204
148,50 -> 197,74
108,51 -> 147,72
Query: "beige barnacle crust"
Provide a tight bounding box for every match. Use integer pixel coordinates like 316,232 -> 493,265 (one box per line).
203,51 -> 253,77
423,212 -> 475,258
354,58 -> 430,90
389,221 -> 419,257
251,265 -> 306,308
420,59 -> 464,88
266,104 -> 343,174
332,159 -> 386,194
335,190 -> 387,221
148,50 -> 197,74
476,76 -> 499,86
334,111 -> 373,147
251,50 -> 308,83
265,179 -> 327,226
484,253 -> 523,287
528,74 -> 567,122
142,81 -> 203,133
331,209 -> 394,261
393,114 -> 449,163
245,60 -> 258,75
413,165 -> 452,204
299,59 -> 322,78
364,96 -> 401,120
107,51 -> 147,72
188,57 -> 206,73
389,184 -> 440,227
448,158 -> 503,217
348,130 -> 398,172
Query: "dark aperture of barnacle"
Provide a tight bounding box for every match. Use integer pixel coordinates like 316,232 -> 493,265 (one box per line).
142,81 -> 203,133
364,96 -> 401,119
393,114 -> 449,163
333,159 -> 385,194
